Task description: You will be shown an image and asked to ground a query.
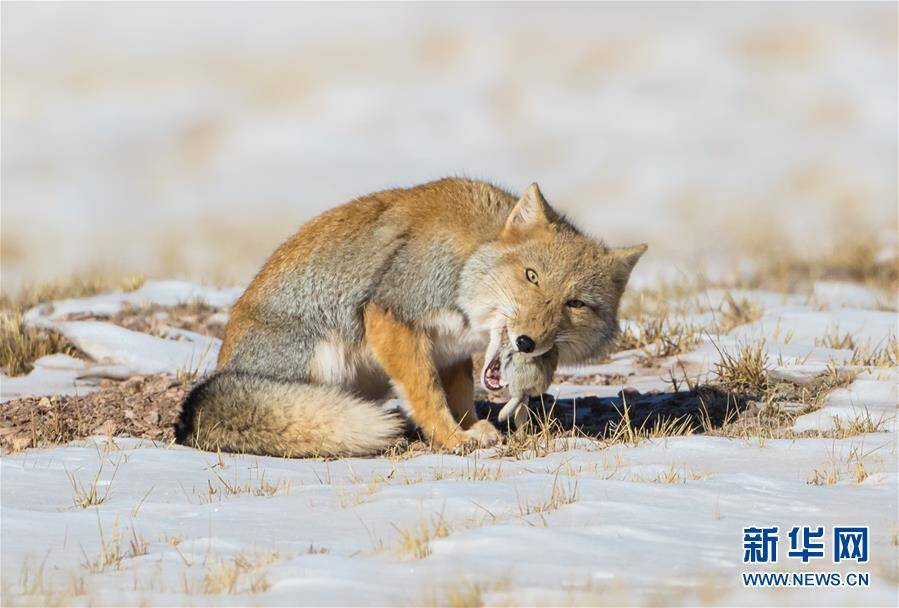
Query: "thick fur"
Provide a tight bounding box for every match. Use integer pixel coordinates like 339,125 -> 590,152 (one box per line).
175,372 -> 402,457
176,178 -> 645,457
498,345 -> 558,428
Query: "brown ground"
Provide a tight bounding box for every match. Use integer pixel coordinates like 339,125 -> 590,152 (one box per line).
0,297 -> 654,452
1,375 -> 188,452
553,372 -> 631,385
2,364 -> 831,453
60,302 -> 228,340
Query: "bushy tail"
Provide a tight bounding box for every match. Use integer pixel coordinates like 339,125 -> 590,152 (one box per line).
174,371 -> 403,458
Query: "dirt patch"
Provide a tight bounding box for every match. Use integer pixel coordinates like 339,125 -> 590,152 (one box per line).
1,375 -> 188,452
60,302 -> 229,340
553,372 -> 631,386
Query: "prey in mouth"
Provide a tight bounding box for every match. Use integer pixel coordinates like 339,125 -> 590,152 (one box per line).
481,323 -> 509,391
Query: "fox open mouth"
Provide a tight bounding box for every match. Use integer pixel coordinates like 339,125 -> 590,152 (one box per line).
483,353 -> 504,391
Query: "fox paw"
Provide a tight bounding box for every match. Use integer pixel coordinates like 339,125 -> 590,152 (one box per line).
455,420 -> 501,453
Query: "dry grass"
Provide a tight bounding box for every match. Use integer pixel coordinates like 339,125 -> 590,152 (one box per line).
712,341 -> 770,396
826,411 -> 891,438
433,455 -> 505,482
815,325 -> 857,350
0,274 -> 145,315
716,293 -> 762,334
615,280 -> 713,362
337,481 -> 379,508
60,299 -> 228,341
851,336 -> 898,368
66,455 -> 122,509
616,287 -> 760,367
493,402 -> 583,459
807,444 -> 883,486
494,385 -> 735,459
128,525 -> 150,558
708,360 -> 862,441
0,311 -> 81,376
807,463 -> 841,486
739,238 -> 898,295
197,467 -> 292,504
415,578 -> 511,608
517,471 -> 580,517
188,550 -> 282,595
603,396 -> 698,447
79,513 -> 148,574
617,313 -> 702,360
712,408 -> 888,443
0,274 -> 143,376
392,512 -> 452,560
629,464 -> 707,484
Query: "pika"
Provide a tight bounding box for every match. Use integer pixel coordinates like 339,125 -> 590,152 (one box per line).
497,344 -> 558,429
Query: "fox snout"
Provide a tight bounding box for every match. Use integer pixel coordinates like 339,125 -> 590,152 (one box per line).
508,303 -> 560,357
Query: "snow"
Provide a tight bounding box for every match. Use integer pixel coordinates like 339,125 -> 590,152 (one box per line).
2,281 -> 896,605
793,370 -> 898,433
23,281 -> 241,325
668,302 -> 896,389
813,282 -> 894,311
1,435 -> 895,606
47,321 -> 219,380
3,281 -> 230,402
0,355 -> 98,403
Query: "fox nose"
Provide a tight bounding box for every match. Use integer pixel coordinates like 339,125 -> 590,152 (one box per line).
516,335 -> 536,353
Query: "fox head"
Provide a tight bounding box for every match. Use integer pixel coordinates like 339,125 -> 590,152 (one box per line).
459,183 -> 645,390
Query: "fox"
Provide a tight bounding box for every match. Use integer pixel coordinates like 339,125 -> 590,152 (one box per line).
174,178 -> 645,457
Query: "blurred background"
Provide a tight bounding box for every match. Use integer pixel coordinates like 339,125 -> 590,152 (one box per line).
2,2 -> 896,292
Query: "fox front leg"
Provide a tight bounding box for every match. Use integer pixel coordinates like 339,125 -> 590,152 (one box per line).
364,303 -> 500,450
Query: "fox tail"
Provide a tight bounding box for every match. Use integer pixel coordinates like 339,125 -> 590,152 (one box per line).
174,371 -> 403,458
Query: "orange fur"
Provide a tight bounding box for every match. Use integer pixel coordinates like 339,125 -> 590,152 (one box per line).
438,358 -> 477,429
364,302 -> 466,448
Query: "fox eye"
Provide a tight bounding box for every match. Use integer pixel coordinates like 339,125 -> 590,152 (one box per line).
566,299 -> 586,309
525,268 -> 538,284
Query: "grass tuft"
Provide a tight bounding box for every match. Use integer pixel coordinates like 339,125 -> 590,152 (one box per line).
200,551 -> 281,594
617,313 -> 702,360
0,274 -> 143,376
518,471 -> 580,516
67,456 -> 121,509
0,311 -> 80,376
392,512 -> 452,560
716,293 -> 762,334
851,336 -> 898,368
712,341 -> 769,396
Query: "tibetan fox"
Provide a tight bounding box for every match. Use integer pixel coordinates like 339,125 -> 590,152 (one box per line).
175,178 -> 645,457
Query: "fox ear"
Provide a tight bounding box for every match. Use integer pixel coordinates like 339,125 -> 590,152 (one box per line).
609,244 -> 647,286
505,183 -> 551,232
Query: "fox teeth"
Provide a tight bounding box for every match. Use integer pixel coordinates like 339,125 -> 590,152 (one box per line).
483,354 -> 503,390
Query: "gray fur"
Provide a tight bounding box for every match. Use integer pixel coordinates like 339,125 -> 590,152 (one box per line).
176,179 -> 645,457
498,345 -> 558,428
